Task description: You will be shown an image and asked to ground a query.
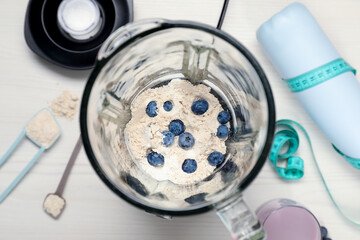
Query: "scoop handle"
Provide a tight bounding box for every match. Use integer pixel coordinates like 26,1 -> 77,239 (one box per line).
55,136 -> 82,196
0,129 -> 26,167
0,146 -> 46,203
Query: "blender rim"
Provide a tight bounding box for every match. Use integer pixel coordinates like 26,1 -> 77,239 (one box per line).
80,19 -> 276,216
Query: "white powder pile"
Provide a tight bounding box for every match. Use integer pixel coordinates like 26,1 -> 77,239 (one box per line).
124,79 -> 228,185
50,91 -> 79,120
43,194 -> 66,218
26,110 -> 59,148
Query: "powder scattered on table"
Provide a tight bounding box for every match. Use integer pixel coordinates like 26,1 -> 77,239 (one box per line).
50,91 -> 79,120
26,109 -> 59,148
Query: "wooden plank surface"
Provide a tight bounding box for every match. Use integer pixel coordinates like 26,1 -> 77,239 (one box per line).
0,0 -> 359,239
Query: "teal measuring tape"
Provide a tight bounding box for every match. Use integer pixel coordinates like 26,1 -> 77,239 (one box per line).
270,119 -> 360,225
282,57 -> 360,169
270,120 -> 360,179
269,123 -> 304,180
284,58 -> 356,92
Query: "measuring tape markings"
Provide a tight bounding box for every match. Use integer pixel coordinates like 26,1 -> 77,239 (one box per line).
284,58 -> 356,92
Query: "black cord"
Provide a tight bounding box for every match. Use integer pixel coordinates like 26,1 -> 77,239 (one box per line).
217,0 -> 230,30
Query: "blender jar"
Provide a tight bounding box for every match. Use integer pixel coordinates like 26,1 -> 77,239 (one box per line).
80,19 -> 275,240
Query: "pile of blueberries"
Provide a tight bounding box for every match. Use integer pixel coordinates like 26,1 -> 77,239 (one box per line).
145,99 -> 231,174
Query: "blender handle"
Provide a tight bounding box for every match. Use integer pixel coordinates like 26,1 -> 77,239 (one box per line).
215,191 -> 266,240
97,19 -> 165,61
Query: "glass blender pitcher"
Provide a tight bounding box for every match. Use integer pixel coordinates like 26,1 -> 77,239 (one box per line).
80,19 -> 275,240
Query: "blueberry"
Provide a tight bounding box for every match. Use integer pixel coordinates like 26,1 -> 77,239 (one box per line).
184,193 -> 208,204
217,111 -> 230,124
125,174 -> 148,197
320,226 -> 328,238
208,152 -> 225,166
169,119 -> 185,136
234,104 -> 250,122
217,125 -> 229,138
146,101 -> 158,117
191,99 -> 209,115
221,161 -> 238,182
147,151 -> 165,167
182,159 -> 197,173
162,131 -> 175,147
178,132 -> 195,149
163,101 -> 173,111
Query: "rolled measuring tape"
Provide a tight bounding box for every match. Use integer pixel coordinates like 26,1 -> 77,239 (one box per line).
270,117 -> 360,180
269,123 -> 304,180
269,119 -> 360,226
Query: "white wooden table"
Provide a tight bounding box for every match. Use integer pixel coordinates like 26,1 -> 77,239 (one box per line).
1,0 -> 359,239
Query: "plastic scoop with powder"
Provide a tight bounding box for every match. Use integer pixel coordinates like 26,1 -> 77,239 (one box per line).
26,109 -> 60,148
43,136 -> 82,219
0,109 -> 61,203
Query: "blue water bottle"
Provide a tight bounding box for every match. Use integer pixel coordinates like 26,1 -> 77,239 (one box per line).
257,2 -> 360,167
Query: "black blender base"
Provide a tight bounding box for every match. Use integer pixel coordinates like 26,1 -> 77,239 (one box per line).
24,0 -> 133,70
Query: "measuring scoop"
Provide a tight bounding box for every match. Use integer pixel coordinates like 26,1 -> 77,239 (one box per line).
0,108 -> 61,203
43,135 -> 82,219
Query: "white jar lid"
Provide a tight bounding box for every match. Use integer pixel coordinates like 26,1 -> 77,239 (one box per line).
57,0 -> 102,40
